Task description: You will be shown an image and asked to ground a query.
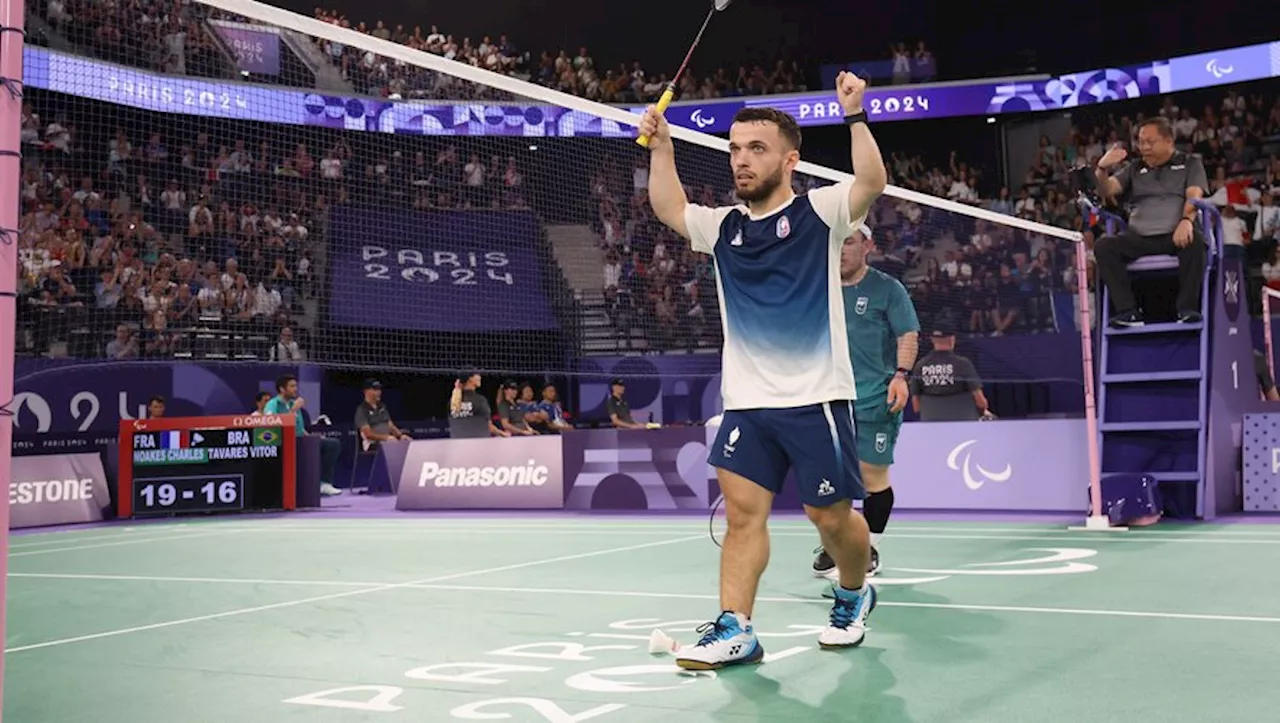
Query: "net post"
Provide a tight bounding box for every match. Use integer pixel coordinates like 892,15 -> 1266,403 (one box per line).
0,0 -> 24,713
1068,236 -> 1123,532
1264,287 -> 1279,387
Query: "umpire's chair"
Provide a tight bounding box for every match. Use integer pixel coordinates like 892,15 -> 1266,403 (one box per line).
1090,195 -> 1225,519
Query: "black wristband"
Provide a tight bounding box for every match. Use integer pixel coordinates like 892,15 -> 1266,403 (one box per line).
894,367 -> 911,378
844,111 -> 868,126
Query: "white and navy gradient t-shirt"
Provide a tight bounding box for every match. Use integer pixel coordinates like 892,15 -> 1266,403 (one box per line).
684,180 -> 863,411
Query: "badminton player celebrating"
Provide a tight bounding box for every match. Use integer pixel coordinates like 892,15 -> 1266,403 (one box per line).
639,71 -> 888,670
811,226 -> 920,582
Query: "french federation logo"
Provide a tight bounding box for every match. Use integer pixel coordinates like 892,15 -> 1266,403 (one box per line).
723,426 -> 741,456
855,296 -> 869,315
875,433 -> 888,453
776,216 -> 791,239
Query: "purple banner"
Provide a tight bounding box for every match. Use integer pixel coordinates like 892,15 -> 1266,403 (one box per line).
561,428 -> 716,510
23,46 -> 631,137
763,419 -> 1091,512
1206,245 -> 1270,517
891,419 -> 1089,511
327,209 -> 558,332
751,62 -> 1171,127
394,437 -> 565,509
13,360 -> 323,443
210,21 -> 281,76
558,421 -> 1088,512
11,453 -> 112,529
19,40 -> 1280,136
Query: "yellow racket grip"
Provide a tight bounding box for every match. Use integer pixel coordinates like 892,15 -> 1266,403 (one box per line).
637,85 -> 677,147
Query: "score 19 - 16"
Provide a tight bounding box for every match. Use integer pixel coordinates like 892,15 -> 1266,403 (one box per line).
133,474 -> 245,514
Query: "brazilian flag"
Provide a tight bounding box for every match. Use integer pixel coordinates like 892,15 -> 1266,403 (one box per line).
254,427 -> 283,447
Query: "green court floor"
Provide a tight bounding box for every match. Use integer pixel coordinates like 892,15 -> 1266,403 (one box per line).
6,517 -> 1280,722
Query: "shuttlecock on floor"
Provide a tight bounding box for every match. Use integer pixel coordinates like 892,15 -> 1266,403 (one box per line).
648,628 -> 680,655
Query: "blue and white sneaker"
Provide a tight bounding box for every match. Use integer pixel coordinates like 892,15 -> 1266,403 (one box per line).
674,611 -> 765,671
818,583 -> 877,649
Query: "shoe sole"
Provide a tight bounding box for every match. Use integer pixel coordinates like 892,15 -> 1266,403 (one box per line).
818,637 -> 867,650
675,645 -> 766,671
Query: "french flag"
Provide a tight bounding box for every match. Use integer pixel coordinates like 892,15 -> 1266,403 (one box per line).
159,431 -> 185,449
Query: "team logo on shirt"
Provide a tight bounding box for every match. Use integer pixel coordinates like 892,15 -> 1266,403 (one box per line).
776,216 -> 791,239
854,296 -> 869,315
729,230 -> 743,246
723,426 -> 741,457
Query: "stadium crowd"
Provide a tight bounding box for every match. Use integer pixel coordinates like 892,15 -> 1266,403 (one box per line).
589,85 -> 1280,347
13,91 -> 533,359
307,9 -> 930,103
36,0 -> 230,78
32,0 -> 933,104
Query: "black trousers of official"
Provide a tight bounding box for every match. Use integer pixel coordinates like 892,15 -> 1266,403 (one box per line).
1093,227 -> 1206,316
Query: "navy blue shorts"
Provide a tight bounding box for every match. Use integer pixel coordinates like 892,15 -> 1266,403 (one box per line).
708,401 -> 864,507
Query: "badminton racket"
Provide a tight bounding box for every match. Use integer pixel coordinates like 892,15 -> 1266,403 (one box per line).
636,0 -> 734,147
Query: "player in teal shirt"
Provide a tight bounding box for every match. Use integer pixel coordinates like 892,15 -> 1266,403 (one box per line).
813,226 -> 919,579
264,373 -> 343,497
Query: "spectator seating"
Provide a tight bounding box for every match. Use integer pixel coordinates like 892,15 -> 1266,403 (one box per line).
582,84 -> 1279,352
14,90 -> 531,361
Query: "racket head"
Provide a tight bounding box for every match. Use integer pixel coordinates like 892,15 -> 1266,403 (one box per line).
709,493 -> 727,548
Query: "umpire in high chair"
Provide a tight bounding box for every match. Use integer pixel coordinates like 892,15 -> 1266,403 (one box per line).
1092,116 -> 1208,328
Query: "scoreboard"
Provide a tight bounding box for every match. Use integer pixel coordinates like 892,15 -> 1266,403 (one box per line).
118,415 -> 297,518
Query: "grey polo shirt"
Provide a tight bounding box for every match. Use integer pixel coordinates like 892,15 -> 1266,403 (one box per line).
606,394 -> 634,425
1113,151 -> 1208,237
355,401 -> 393,437
496,399 -> 530,431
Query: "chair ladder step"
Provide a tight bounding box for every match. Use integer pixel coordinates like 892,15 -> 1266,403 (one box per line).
1105,321 -> 1203,336
1100,370 -> 1202,383
1100,421 -> 1201,432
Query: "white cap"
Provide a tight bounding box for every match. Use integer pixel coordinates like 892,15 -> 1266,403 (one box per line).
857,222 -> 873,239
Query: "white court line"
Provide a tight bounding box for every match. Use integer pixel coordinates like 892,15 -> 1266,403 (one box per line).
403,583 -> 1280,625
167,527 -> 1280,545
9,526 -> 216,550
212,520 -> 1280,537
8,572 -> 383,587
8,530 -> 243,558
4,534 -> 704,654
13,524 -> 1280,550
19,517 -> 1271,539
15,572 -> 1280,625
